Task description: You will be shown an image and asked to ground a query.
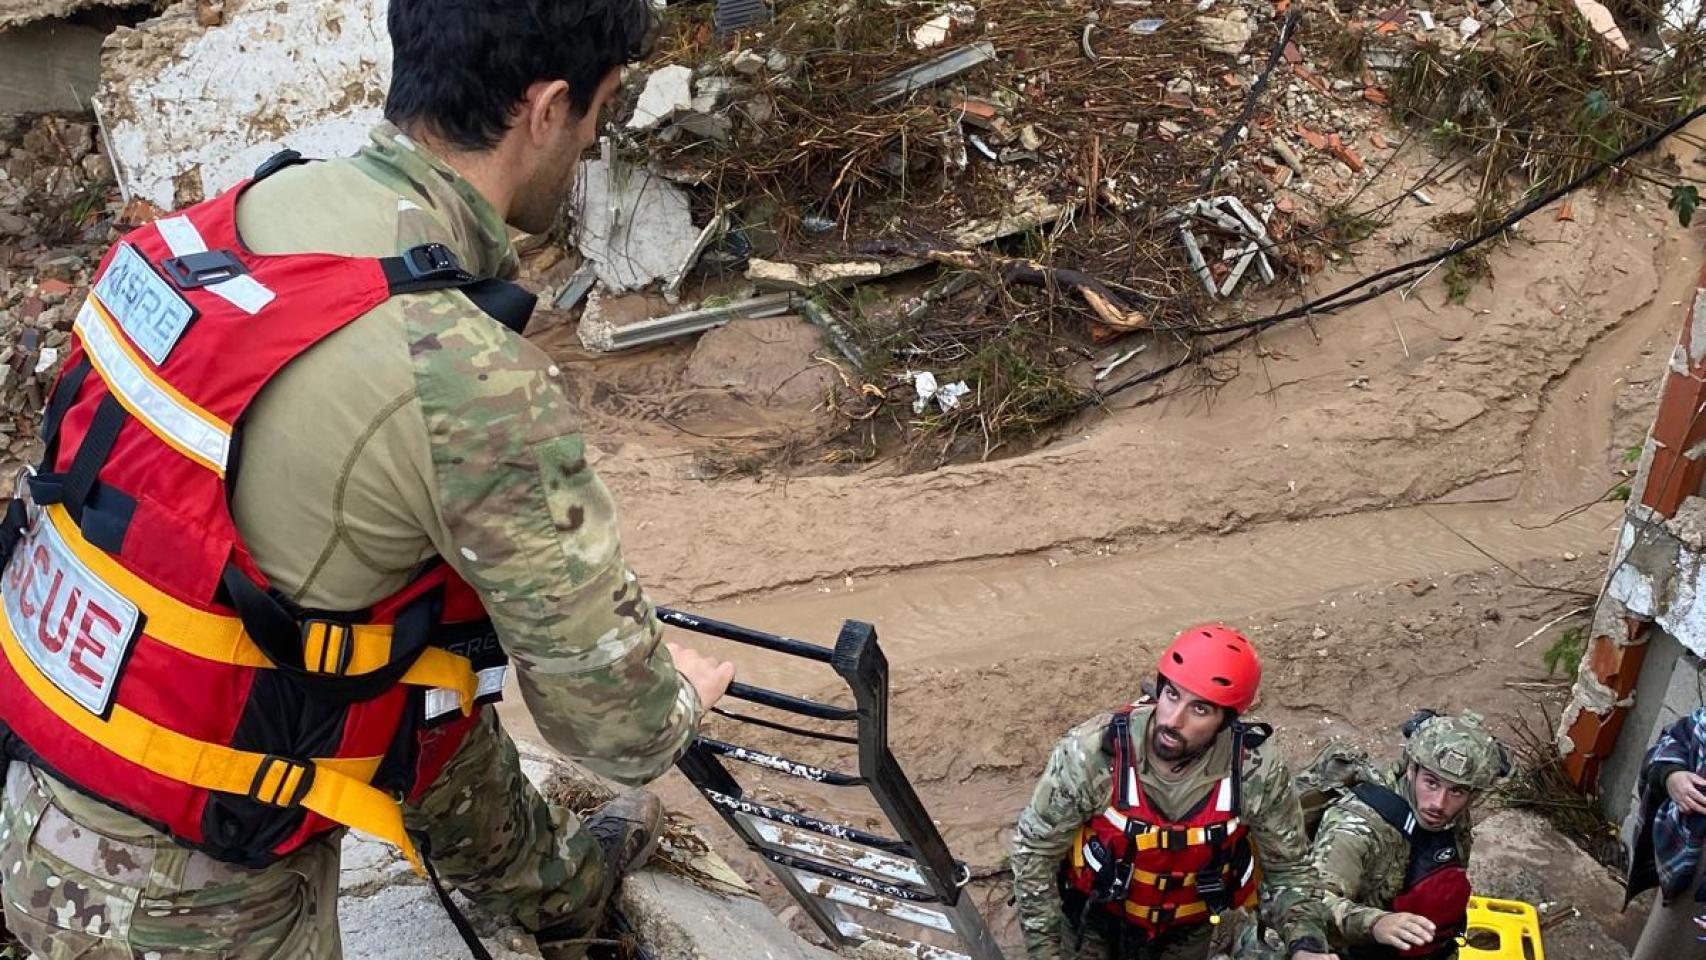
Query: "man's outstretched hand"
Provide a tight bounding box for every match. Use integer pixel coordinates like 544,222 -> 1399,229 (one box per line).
1373,913 -> 1436,949
669,641 -> 736,711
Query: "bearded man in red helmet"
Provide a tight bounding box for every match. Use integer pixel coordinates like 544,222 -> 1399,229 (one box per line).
1010,624 -> 1338,960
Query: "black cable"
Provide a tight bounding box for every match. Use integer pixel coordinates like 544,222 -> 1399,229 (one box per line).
1102,101 -> 1706,399
1196,102 -> 1706,336
1202,7 -> 1303,194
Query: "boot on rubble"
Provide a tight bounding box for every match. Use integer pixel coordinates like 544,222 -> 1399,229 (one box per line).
536,790 -> 665,960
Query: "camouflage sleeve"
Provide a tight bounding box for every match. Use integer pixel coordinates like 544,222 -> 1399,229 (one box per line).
405,295 -> 701,785
1242,748 -> 1331,947
1311,805 -> 1389,944
1011,715 -> 1111,960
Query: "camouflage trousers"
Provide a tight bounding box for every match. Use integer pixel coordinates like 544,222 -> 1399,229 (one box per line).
1060,916 -> 1216,960
0,711 -> 605,958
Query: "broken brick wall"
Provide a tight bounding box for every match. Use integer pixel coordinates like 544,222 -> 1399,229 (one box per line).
1559,265 -> 1706,822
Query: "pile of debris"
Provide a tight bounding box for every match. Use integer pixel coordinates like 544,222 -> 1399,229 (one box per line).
0,113 -> 134,478
554,0 -> 1699,464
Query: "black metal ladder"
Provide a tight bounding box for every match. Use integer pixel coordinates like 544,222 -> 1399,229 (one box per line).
661,608 -> 1004,960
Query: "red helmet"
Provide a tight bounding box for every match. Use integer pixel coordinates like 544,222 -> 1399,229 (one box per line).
1158,624 -> 1262,714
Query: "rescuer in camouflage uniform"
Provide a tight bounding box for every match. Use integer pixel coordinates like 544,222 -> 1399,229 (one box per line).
1264,711 -> 1509,959
0,1 -> 735,957
1010,625 -> 1337,960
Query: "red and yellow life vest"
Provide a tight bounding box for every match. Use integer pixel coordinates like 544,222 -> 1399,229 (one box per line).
1061,705 -> 1261,937
0,154 -> 532,872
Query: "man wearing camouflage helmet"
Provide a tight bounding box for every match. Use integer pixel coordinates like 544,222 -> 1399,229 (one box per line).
1299,710 -> 1511,959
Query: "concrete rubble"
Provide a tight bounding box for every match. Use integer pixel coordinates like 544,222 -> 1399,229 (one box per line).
574,143 -> 706,294
96,0 -> 391,208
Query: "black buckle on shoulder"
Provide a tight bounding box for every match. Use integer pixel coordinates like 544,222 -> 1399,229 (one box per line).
249,755 -> 315,807
403,243 -> 471,283
162,249 -> 248,290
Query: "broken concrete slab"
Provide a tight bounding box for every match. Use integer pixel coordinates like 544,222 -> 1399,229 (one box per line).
618,871 -> 843,960
0,19 -> 107,116
97,0 -> 390,208
1195,12 -> 1253,55
1573,0 -> 1630,51
628,64 -> 695,132
338,835 -> 543,960
574,143 -> 705,293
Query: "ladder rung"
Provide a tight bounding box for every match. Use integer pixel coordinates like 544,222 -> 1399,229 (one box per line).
699,739 -> 864,786
701,789 -> 911,855
727,682 -> 859,722
751,820 -> 926,887
798,875 -> 953,933
762,849 -> 939,903
658,607 -> 836,663
834,920 -> 971,960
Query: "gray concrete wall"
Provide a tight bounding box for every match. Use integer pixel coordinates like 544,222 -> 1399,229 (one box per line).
1602,629 -> 1706,826
0,19 -> 106,116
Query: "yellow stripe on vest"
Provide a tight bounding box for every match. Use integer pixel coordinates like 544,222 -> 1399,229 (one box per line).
76,294 -> 233,476
40,506 -> 478,715
0,597 -> 425,873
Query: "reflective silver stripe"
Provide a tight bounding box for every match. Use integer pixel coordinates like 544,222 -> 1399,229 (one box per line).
75,297 -> 231,473
424,665 -> 507,720
1214,777 -> 1233,812
155,215 -> 276,315
1080,838 -> 1104,872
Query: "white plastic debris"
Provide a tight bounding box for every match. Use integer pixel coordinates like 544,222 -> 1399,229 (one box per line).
627,64 -> 694,131
912,4 -> 977,49
912,371 -> 940,413
33,347 -> 58,375
909,372 -> 971,412
1416,10 -> 1436,29
1459,15 -> 1482,37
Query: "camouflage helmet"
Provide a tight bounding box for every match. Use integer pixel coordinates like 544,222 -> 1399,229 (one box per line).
1400,709 -> 1511,791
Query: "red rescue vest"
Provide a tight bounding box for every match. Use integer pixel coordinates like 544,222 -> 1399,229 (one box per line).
1348,782 -> 1471,959
1061,705 -> 1261,937
0,154 -> 534,872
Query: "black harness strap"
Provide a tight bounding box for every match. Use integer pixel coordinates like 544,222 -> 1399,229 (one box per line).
39,357 -> 91,462
379,245 -> 538,334
461,278 -> 537,335
414,831 -> 496,960
252,149 -> 311,183
219,564 -> 442,704
1351,782 -> 1419,839
57,395 -> 125,523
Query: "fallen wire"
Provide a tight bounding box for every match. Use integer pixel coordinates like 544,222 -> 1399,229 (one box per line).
1201,7 -> 1303,194
1102,101 -> 1706,399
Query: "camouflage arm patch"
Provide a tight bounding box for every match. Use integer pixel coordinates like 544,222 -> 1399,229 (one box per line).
1311,803 -> 1394,944
1241,747 -> 1331,946
407,295 -> 699,785
1011,715 -> 1112,960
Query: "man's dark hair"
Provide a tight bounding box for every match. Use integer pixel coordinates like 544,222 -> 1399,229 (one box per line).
385,0 -> 657,151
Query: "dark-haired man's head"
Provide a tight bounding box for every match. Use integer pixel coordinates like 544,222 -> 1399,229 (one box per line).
384,0 -> 657,233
